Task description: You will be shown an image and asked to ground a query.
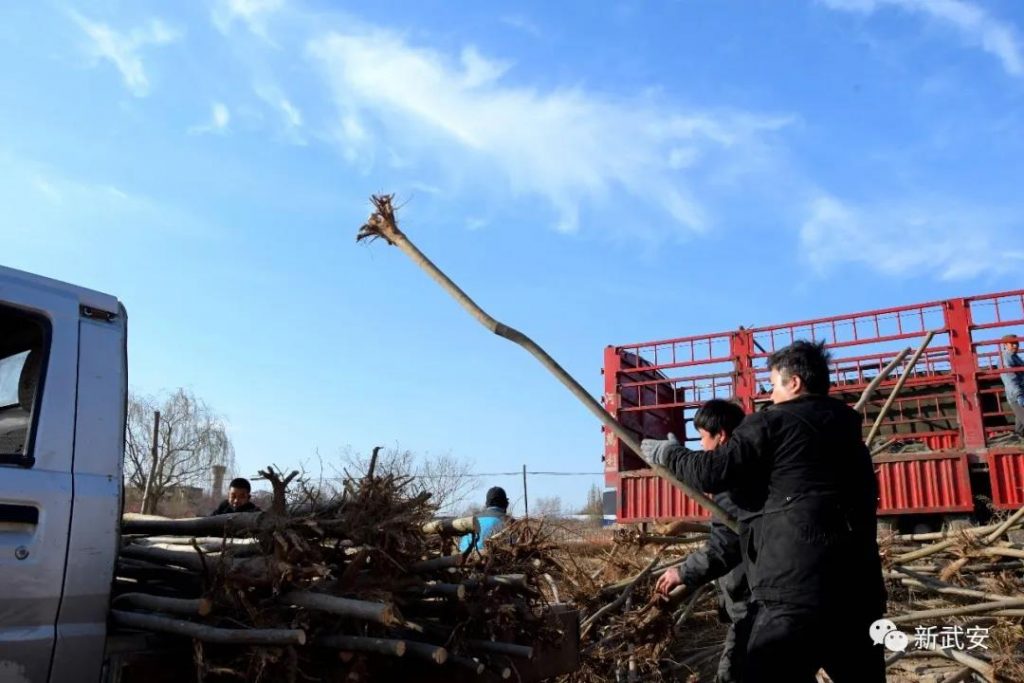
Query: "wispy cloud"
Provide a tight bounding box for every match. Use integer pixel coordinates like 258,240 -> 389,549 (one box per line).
800,193 -> 1024,279
308,30 -> 789,232
821,0 -> 1024,77
189,102 -> 231,135
0,150 -> 217,251
500,15 -> 543,38
254,83 -> 305,143
69,12 -> 181,96
212,0 -> 284,41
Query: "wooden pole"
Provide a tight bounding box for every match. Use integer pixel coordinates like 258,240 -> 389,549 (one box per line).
111,610 -> 306,645
280,591 -> 398,626
854,348 -> 912,412
111,593 -> 212,617
121,511 -> 266,537
865,331 -> 936,444
315,635 -> 406,657
403,641 -> 448,664
466,640 -> 534,660
522,464 -> 529,520
356,195 -> 737,532
422,517 -> 479,536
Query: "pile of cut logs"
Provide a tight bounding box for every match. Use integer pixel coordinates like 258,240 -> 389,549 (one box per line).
110,465 -> 567,682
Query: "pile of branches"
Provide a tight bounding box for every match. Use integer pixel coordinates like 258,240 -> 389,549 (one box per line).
554,512 -> 1024,682
879,509 -> 1024,682
112,460 -> 567,682
553,522 -> 726,682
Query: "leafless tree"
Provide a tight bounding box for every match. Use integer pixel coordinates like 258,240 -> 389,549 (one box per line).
579,484 -> 603,517
333,445 -> 478,514
125,388 -> 236,514
533,496 -> 563,517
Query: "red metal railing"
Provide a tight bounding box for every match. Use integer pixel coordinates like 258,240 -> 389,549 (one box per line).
604,289 -> 1024,522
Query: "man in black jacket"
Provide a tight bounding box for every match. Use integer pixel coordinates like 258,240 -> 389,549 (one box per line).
642,341 -> 885,683
211,477 -> 261,515
654,399 -> 750,683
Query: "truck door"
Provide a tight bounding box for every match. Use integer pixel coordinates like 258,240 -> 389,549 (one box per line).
0,284 -> 79,683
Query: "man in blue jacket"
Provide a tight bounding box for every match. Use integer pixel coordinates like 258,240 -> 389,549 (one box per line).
459,486 -> 509,552
654,399 -> 749,683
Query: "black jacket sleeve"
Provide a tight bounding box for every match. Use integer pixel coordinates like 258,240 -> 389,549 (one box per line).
680,521 -> 743,587
679,494 -> 743,587
662,413 -> 772,493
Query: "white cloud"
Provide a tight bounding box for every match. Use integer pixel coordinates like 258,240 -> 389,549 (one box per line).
308,29 -> 789,232
189,102 -> 232,135
254,83 -> 305,143
212,0 -> 284,41
500,15 -> 543,38
800,194 -> 1024,279
70,12 -> 181,96
821,0 -> 1024,77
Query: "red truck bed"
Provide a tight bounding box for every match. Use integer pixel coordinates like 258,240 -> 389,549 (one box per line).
602,289 -> 1024,523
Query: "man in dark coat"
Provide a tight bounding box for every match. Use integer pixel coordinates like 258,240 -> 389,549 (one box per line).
211,477 -> 261,515
642,340 -> 885,683
654,399 -> 750,683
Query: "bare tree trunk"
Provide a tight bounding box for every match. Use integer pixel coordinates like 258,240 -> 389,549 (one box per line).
140,411 -> 161,514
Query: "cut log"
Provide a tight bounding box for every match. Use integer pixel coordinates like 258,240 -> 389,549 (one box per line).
111,593 -> 212,617
403,641 -> 448,664
447,655 -> 485,674
411,555 -> 464,573
280,591 -> 398,626
315,635 -> 406,657
422,517 -> 480,537
890,598 -> 1024,623
120,545 -> 209,573
111,609 -> 306,645
121,512 -> 266,537
466,639 -> 533,660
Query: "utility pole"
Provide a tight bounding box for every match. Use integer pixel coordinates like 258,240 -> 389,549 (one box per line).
522,464 -> 529,519
141,410 -> 160,514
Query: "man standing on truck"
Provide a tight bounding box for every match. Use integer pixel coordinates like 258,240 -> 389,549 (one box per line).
211,477 -> 261,515
641,340 -> 885,683
1001,334 -> 1024,438
653,399 -> 750,683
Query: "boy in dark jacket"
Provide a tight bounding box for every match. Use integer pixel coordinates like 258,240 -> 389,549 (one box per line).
654,399 -> 749,683
643,341 -> 885,683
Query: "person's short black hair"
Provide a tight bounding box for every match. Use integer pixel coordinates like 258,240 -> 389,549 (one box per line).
693,399 -> 746,437
229,477 -> 252,493
768,340 -> 832,395
485,486 -> 509,510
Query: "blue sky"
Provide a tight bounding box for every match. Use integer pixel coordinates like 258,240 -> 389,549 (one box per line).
2,0 -> 1023,511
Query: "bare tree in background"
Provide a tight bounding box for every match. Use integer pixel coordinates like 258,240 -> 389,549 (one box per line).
334,446 -> 477,514
125,389 -> 236,514
533,496 -> 563,517
579,484 -> 603,517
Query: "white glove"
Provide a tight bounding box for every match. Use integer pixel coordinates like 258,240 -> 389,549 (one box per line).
640,432 -> 679,468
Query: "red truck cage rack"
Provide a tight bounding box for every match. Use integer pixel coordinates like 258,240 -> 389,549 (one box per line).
603,289 -> 1024,525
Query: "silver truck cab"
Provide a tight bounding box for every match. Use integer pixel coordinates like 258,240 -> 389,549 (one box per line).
0,265 -> 126,683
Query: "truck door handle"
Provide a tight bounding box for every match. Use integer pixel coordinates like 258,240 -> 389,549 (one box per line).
0,503 -> 39,525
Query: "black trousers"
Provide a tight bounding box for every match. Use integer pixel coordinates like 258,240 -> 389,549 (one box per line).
715,611 -> 754,683
743,601 -> 885,683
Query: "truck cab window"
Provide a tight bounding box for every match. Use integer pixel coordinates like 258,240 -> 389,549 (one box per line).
0,307 -> 47,465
